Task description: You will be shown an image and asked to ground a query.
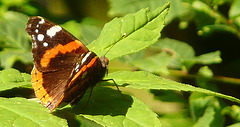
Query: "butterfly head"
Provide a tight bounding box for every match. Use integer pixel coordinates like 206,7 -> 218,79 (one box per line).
100,56 -> 109,69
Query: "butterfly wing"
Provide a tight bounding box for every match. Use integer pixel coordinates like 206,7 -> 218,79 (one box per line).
26,16 -> 90,111
26,16 -> 108,112
26,16 -> 89,72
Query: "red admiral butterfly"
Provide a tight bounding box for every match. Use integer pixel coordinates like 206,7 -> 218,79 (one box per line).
26,16 -> 109,112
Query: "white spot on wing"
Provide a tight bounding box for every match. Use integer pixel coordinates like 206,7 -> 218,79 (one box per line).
46,25 -> 62,38
31,35 -> 36,41
28,23 -> 32,28
35,29 -> 39,33
36,24 -> 39,28
39,18 -> 45,24
75,63 -> 80,72
81,52 -> 92,64
32,42 -> 37,48
43,42 -> 48,47
37,34 -> 44,41
75,64 -> 80,70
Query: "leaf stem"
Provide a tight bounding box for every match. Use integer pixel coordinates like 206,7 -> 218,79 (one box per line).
169,70 -> 240,85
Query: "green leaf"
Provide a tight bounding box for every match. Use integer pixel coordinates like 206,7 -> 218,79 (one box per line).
108,0 -> 189,24
105,71 -> 240,104
21,73 -> 31,82
153,38 -> 195,58
0,11 -> 30,50
227,123 -> 240,127
79,24 -> 101,45
1,68 -> 23,83
151,38 -> 222,70
21,4 -> 38,15
159,111 -> 193,127
192,1 -> 225,29
0,0 -> 28,6
196,66 -> 217,91
198,66 -> 213,77
62,18 -> 102,45
63,86 -> 161,127
61,20 -> 82,40
0,97 -> 68,127
108,0 -> 169,16
193,106 -> 215,127
189,93 -> 224,127
229,0 -> 240,19
199,24 -> 240,37
130,52 -> 171,74
0,68 -> 31,91
87,3 -> 170,60
185,51 -> 222,65
222,105 -> 240,122
152,38 -> 195,69
83,97 -> 161,127
0,11 -> 32,68
0,49 -> 33,68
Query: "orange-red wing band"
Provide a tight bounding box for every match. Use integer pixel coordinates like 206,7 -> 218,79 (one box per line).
68,56 -> 98,87
31,67 -> 52,107
54,56 -> 99,107
40,40 -> 88,67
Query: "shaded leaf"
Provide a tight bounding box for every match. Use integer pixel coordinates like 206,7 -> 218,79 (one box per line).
0,49 -> 33,68
108,0 -> 189,24
0,11 -> 32,68
0,11 -> 30,50
199,24 -> 239,37
196,66 -> 218,91
198,66 -> 213,77
130,52 -> 170,74
0,68 -> 31,91
151,38 -> 221,70
79,24 -> 101,45
61,20 -> 101,45
185,51 -> 222,65
159,111 -> 193,127
152,38 -> 195,69
222,105 -> 240,122
61,86 -> 161,127
192,1 -> 225,29
61,20 -> 82,40
153,38 -> 195,59
193,106 -> 215,127
108,0 -> 169,16
0,97 -> 68,127
190,93 -> 224,127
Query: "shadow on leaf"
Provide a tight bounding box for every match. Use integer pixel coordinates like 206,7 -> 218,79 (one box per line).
55,84 -> 133,116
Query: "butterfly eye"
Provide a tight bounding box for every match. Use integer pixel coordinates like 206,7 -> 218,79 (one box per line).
100,56 -> 109,68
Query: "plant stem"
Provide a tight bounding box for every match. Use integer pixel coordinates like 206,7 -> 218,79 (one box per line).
169,70 -> 240,85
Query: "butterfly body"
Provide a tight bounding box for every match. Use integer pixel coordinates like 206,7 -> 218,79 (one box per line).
26,16 -> 108,112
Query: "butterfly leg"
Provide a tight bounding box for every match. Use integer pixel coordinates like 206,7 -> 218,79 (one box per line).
82,86 -> 94,109
102,79 -> 130,101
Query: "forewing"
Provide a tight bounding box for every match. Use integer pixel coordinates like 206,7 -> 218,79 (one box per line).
26,16 -> 89,72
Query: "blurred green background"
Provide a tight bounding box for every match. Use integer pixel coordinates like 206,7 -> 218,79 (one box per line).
0,0 -> 240,126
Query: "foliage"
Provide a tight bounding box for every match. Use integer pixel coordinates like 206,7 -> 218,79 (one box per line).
0,0 -> 240,127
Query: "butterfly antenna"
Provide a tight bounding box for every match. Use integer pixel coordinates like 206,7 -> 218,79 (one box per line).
103,33 -> 127,57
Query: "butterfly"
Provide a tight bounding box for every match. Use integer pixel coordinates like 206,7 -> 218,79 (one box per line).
26,16 -> 109,112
